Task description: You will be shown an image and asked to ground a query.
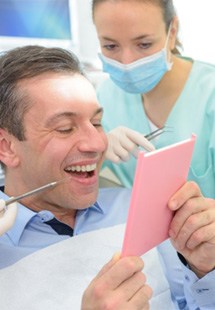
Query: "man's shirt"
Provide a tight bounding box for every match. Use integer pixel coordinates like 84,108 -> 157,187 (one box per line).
0,188 -> 130,268
0,187 -> 215,309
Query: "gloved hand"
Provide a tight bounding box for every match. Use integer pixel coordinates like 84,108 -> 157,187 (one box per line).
0,199 -> 18,236
105,126 -> 155,163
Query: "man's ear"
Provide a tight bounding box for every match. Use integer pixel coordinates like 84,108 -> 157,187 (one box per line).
0,129 -> 20,168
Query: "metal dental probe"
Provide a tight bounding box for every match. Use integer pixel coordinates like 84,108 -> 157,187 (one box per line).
4,177 -> 71,209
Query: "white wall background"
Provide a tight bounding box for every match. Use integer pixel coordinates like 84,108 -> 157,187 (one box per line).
76,0 -> 99,64
174,0 -> 215,64
77,0 -> 215,65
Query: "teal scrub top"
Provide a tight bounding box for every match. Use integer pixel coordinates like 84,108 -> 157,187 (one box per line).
97,59 -> 215,198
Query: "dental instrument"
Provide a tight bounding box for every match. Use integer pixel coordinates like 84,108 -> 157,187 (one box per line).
4,177 -> 71,209
144,125 -> 172,141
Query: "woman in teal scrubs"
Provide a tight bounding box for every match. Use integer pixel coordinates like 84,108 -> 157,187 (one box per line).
92,0 -> 215,197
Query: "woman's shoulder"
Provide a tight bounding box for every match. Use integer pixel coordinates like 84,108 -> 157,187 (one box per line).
190,60 -> 215,110
192,59 -> 215,77
183,58 -> 215,94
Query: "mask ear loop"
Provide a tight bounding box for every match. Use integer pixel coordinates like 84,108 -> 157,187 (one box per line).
164,22 -> 173,70
165,22 -> 173,48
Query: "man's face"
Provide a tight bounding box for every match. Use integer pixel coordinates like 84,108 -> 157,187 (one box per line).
12,73 -> 107,211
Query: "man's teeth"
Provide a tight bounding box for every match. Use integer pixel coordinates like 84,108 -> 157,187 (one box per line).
66,163 -> 97,172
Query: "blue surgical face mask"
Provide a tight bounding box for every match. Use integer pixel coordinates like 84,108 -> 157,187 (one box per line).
98,26 -> 173,94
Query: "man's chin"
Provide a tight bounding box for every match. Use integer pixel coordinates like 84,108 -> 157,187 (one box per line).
75,190 -> 98,210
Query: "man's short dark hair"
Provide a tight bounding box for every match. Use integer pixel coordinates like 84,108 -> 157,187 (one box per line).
0,45 -> 84,140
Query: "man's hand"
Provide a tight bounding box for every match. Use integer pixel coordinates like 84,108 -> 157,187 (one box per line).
168,181 -> 215,277
105,126 -> 155,163
81,255 -> 152,309
0,199 -> 18,236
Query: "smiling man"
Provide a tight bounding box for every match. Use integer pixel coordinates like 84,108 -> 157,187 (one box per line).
0,47 -> 107,228
0,45 -> 152,309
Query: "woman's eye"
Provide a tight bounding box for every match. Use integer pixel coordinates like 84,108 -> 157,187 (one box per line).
138,42 -> 152,49
103,44 -> 117,51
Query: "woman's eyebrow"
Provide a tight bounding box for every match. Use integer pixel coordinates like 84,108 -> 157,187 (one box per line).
100,34 -> 153,42
99,36 -> 117,42
132,34 -> 153,41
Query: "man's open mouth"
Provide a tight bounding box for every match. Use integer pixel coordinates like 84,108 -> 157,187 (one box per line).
64,163 -> 96,178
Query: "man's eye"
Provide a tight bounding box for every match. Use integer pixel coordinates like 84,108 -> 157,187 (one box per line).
56,127 -> 74,133
92,121 -> 102,128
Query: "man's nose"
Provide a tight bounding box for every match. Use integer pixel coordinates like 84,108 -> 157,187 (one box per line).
77,126 -> 107,153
